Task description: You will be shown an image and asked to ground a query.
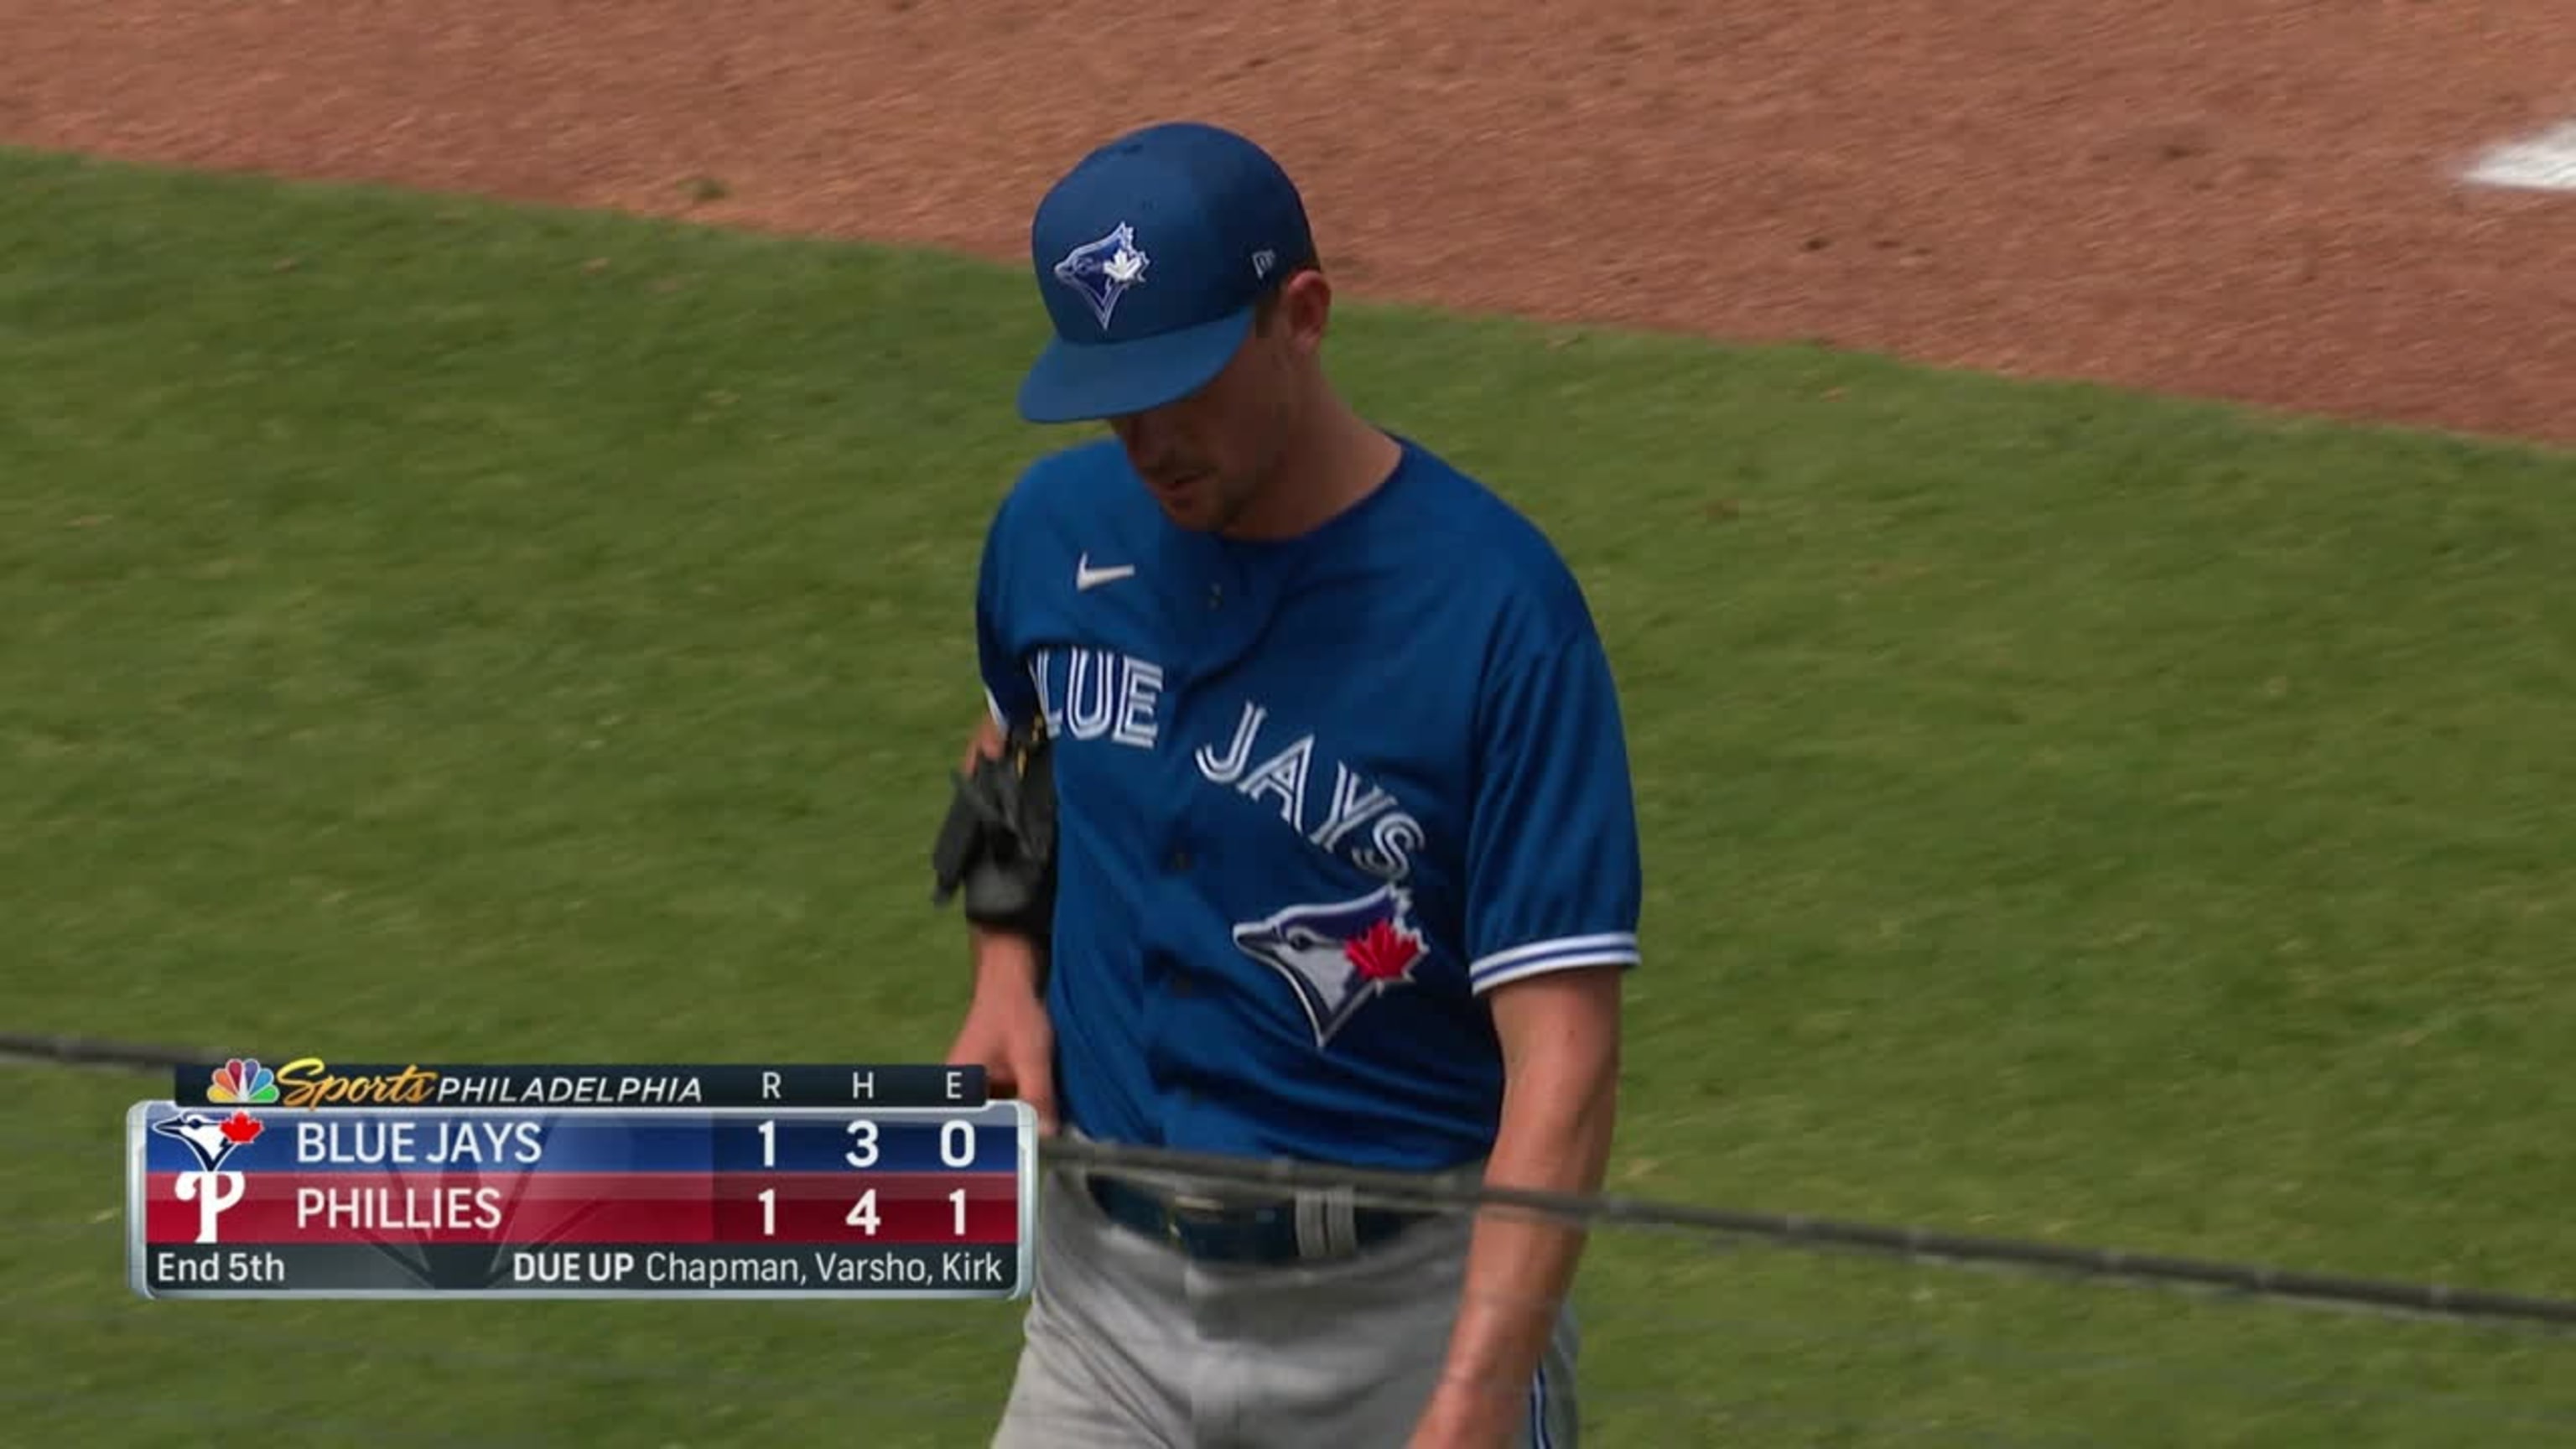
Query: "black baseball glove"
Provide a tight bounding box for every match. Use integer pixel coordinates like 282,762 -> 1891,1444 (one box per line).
930,718 -> 1057,941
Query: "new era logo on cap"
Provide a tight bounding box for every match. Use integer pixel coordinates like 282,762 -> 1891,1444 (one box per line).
1016,122 -> 1317,424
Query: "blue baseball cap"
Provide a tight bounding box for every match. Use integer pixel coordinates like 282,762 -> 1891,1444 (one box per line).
1015,122 -> 1316,424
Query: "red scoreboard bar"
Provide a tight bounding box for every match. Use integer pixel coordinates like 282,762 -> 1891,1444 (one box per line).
127,1060 -> 1036,1300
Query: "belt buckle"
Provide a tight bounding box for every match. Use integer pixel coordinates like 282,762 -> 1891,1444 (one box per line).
1161,1190 -> 1233,1248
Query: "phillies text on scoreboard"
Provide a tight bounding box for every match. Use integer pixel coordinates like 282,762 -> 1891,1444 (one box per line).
128,1082 -> 1038,1300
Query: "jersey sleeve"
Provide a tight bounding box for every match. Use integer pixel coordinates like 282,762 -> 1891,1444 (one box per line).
1462,626 -> 1645,994
974,491 -> 1040,732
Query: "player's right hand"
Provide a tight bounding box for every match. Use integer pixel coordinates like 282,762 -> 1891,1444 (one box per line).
948,953 -> 1059,1135
961,713 -> 1006,771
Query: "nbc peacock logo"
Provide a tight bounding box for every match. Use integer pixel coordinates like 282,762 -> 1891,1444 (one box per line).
208,1057 -> 280,1104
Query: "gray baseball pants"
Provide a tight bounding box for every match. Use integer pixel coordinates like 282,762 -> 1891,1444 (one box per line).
990,1166 -> 1580,1448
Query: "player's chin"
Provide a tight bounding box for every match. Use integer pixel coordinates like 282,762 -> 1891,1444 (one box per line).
1148,478 -> 1222,530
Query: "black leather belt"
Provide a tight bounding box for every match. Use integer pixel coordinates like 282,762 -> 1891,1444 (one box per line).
1088,1176 -> 1424,1265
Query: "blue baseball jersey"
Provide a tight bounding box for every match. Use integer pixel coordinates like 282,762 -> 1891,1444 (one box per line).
974,434 -> 1643,1171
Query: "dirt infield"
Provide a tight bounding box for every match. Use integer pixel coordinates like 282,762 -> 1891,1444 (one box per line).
7,0 -> 2573,444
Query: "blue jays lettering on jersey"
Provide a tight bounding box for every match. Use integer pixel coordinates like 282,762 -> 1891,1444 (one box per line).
974,436 -> 1643,1171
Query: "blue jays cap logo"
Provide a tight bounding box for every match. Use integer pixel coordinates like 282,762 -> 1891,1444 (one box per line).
1052,222 -> 1151,330
1231,884 -> 1429,1049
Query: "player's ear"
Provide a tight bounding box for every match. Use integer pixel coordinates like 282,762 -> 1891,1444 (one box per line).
1274,267 -> 1332,353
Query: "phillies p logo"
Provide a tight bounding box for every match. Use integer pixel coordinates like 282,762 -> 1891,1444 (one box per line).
174,1170 -> 248,1244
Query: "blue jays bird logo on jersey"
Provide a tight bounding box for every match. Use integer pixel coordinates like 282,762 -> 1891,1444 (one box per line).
1231,884 -> 1430,1049
1052,223 -> 1151,330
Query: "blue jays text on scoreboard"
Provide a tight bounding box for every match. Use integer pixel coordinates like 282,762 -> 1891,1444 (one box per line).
127,1059 -> 1038,1300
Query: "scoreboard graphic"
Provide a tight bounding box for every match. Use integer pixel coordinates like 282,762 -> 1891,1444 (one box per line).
127,1058 -> 1037,1300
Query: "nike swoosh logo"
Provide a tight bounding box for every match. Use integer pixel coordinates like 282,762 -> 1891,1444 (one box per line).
1076,554 -> 1136,591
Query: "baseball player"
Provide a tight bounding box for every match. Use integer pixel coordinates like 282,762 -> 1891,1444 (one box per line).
933,120 -> 1643,1449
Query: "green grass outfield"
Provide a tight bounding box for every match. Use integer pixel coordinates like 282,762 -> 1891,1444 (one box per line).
5,145 -> 2574,1446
